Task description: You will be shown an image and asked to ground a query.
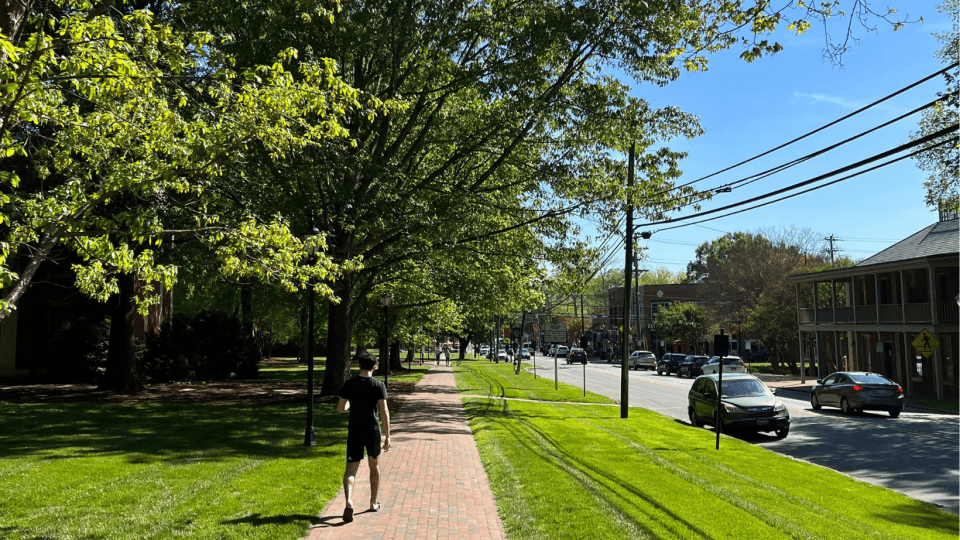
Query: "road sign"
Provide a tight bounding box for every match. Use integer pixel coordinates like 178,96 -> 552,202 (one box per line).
714,333 -> 729,357
911,329 -> 940,358
542,321 -> 567,343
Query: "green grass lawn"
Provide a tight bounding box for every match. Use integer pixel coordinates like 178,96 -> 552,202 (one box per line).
454,360 -> 958,540
0,361 -> 429,540
455,357 -> 615,404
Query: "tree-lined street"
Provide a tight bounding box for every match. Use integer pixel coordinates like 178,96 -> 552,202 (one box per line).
520,355 -> 960,514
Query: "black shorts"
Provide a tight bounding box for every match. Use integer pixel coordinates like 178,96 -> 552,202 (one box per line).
345,429 -> 382,463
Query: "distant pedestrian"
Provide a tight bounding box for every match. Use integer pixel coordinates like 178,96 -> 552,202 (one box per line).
436,349 -> 441,365
443,346 -> 451,366
336,350 -> 391,523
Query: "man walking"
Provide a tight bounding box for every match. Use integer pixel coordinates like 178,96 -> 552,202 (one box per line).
337,350 -> 391,523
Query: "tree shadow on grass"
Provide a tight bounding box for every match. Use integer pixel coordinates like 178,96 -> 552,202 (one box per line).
0,402 -> 348,462
221,513 -> 320,527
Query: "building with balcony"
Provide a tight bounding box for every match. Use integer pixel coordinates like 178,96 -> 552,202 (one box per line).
790,213 -> 959,400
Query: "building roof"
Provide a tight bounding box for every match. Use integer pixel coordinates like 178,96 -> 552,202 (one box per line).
790,217 -> 958,282
854,218 -> 958,267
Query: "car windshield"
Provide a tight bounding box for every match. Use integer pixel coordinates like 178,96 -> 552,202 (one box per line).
848,373 -> 895,385
723,358 -> 743,365
719,379 -> 769,397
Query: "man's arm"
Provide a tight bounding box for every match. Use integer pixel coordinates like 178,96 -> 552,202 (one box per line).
337,398 -> 350,413
378,399 -> 390,450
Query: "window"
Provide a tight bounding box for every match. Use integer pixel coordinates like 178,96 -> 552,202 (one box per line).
719,379 -> 769,397
848,373 -> 895,385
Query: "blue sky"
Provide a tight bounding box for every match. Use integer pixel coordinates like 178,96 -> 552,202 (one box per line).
606,1 -> 955,276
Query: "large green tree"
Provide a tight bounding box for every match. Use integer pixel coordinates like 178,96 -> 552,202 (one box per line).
0,1 -> 383,390
175,0 -> 915,396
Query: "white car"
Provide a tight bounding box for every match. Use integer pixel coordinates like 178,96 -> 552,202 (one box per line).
700,356 -> 747,375
628,350 -> 657,370
555,346 -> 569,358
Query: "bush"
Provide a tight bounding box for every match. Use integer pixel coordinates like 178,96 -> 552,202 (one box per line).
141,311 -> 261,382
49,314 -> 111,384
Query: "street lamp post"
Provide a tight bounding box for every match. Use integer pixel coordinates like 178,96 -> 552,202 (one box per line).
381,295 -> 391,388
302,223 -> 319,447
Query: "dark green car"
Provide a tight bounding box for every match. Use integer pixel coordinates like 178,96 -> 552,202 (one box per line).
688,374 -> 790,438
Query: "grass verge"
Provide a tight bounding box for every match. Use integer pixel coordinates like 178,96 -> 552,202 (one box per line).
453,361 -> 958,540
454,357 -> 615,404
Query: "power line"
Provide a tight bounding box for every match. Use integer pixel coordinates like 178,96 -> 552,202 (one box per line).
639,124 -> 958,229
651,63 -> 958,198
652,133 -> 958,232
657,92 -> 954,212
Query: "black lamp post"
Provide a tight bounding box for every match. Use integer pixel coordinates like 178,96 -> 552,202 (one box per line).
302,223 -> 319,447
381,295 -> 391,387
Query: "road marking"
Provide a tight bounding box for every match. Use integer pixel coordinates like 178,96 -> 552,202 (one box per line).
777,400 -> 959,442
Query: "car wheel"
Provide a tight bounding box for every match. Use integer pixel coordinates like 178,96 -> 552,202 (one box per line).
889,407 -> 902,418
840,397 -> 853,415
810,393 -> 821,410
775,427 -> 789,439
656,368 -> 662,375
688,407 -> 703,428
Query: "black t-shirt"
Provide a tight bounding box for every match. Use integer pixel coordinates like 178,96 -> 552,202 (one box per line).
338,375 -> 388,432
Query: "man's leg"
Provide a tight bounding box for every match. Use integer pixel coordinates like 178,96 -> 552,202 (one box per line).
343,461 -> 361,510
367,455 -> 380,509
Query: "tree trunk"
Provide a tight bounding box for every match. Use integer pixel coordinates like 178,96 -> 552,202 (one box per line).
319,280 -> 354,397
0,234 -> 58,324
453,333 -> 467,360
100,272 -> 142,393
403,347 -> 415,367
390,341 -> 401,371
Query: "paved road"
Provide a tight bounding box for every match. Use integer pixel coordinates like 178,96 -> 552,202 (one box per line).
522,354 -> 960,514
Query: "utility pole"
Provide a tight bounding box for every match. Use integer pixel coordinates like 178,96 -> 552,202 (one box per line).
633,253 -> 646,351
621,142 -> 635,419
824,234 -> 839,265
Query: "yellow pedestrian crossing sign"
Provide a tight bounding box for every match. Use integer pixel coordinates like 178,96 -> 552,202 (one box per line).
911,329 -> 939,358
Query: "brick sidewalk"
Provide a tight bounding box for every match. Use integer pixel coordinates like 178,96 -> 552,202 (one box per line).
301,365 -> 505,540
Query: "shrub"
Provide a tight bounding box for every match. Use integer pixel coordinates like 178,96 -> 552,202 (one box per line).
140,311 -> 261,382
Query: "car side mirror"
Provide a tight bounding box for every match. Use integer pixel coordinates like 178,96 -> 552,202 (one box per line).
816,379 -> 823,385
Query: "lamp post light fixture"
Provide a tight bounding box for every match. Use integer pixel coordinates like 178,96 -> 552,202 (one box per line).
381,295 -> 392,388
302,223 -> 319,447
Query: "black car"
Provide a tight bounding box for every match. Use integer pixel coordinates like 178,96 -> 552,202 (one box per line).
567,348 -> 587,364
656,353 -> 688,376
678,356 -> 710,378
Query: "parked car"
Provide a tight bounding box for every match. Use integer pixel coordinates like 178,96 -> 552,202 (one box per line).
688,373 -> 790,438
700,356 -> 746,375
656,353 -> 688,376
567,348 -> 587,364
628,350 -> 657,370
810,372 -> 904,417
555,346 -> 569,358
479,345 -> 490,357
678,355 -> 711,378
